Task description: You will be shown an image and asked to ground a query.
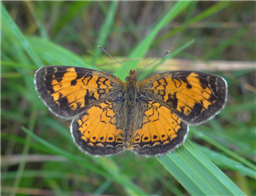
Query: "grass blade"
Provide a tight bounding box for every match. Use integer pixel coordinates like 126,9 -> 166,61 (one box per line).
157,140 -> 246,196
21,126 -> 149,195
1,3 -> 44,68
191,127 -> 256,171
25,1 -> 49,39
114,1 -> 191,81
25,36 -> 95,69
139,39 -> 195,80
194,143 -> 256,179
53,1 -> 91,35
153,1 -> 230,46
91,1 -> 118,64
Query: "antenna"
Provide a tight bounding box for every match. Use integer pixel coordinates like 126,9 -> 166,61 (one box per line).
98,45 -> 129,74
136,51 -> 170,76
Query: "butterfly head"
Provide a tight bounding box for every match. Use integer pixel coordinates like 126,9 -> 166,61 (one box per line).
125,70 -> 138,83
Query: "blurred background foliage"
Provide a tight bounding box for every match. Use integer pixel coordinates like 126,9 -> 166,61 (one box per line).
1,1 -> 255,196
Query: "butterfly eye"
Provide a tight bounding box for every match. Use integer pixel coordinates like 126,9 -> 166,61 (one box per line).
138,95 -> 147,101
114,95 -> 124,101
125,76 -> 129,82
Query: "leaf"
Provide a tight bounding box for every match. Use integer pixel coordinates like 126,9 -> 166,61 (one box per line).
21,126 -> 149,195
114,1 -> 191,81
157,140 -> 246,196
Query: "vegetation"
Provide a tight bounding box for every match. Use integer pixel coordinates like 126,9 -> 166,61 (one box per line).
2,1 -> 255,195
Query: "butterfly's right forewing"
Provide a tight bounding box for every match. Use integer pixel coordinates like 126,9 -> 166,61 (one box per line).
139,71 -> 227,125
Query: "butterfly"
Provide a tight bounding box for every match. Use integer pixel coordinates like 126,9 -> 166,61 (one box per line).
34,49 -> 227,157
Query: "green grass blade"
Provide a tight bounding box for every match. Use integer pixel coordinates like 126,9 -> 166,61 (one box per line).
25,36 -> 95,69
139,39 -> 195,80
191,127 -> 256,171
93,179 -> 113,195
203,26 -> 250,60
21,127 -> 109,175
114,1 -> 191,81
10,104 -> 37,196
1,61 -> 38,69
26,1 -> 49,39
157,141 -> 246,196
1,3 -> 44,68
21,126 -> 149,195
91,1 -> 118,64
194,143 -> 256,179
1,133 -> 57,155
220,102 -> 255,115
53,1 -> 91,35
153,1 -> 230,46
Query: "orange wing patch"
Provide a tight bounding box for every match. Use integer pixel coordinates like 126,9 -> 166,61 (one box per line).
131,101 -> 188,156
150,72 -> 212,115
71,102 -> 124,156
51,67 -> 112,109
139,71 -> 227,125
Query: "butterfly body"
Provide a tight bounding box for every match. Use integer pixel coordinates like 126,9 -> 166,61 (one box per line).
35,66 -> 227,156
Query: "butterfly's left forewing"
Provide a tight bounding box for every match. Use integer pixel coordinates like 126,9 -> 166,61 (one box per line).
139,71 -> 227,125
35,66 -> 124,119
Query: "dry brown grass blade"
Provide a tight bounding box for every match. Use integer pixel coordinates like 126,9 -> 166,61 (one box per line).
140,59 -> 256,71
1,155 -> 67,165
98,57 -> 255,71
1,186 -> 107,196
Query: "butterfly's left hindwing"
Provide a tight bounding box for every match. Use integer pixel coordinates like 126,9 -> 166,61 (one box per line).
139,71 -> 227,125
35,66 -> 124,119
71,101 -> 125,156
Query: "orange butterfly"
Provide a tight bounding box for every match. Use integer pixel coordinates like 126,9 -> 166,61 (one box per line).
34,47 -> 227,156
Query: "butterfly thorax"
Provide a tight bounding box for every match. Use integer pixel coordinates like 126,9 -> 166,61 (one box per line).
124,70 -> 139,106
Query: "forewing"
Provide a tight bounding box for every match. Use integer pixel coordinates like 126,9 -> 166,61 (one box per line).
131,100 -> 188,156
139,71 -> 227,125
34,66 -> 124,119
71,101 -> 124,156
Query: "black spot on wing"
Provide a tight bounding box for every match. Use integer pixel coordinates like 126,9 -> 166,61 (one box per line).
71,79 -> 77,86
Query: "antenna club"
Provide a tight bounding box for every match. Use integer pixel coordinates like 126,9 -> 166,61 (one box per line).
163,51 -> 170,56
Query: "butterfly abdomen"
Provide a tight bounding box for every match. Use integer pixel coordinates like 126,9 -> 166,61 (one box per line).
122,70 -> 140,149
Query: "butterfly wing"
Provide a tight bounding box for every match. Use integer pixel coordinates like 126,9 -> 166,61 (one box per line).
71,100 -> 125,156
139,71 -> 228,125
131,100 -> 188,156
34,66 -> 124,119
